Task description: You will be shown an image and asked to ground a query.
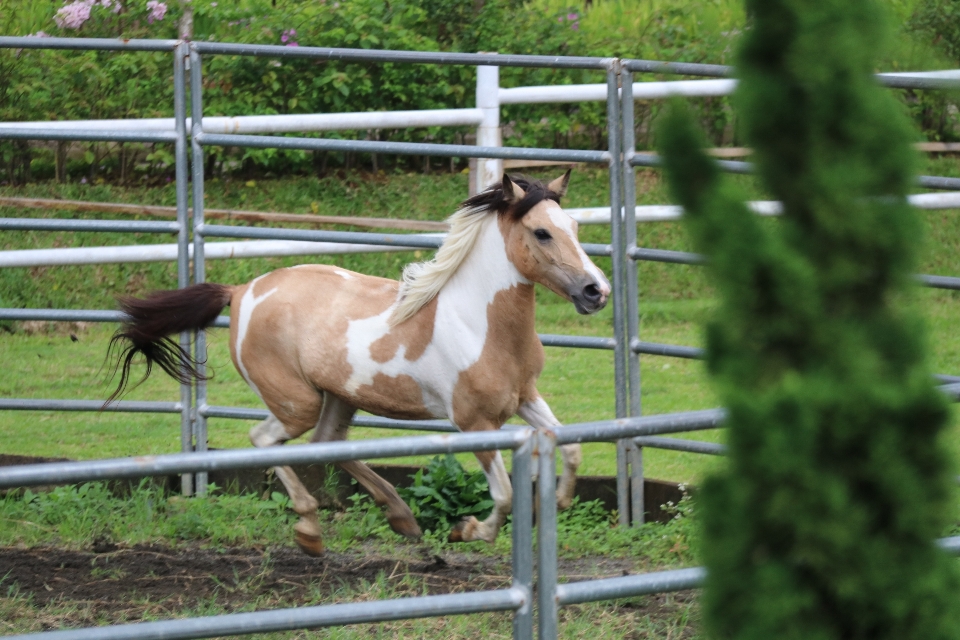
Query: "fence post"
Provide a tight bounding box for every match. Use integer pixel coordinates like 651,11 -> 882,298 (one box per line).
475,57 -> 502,192
605,61 -> 631,527
189,44 -> 209,496
620,69 -> 644,525
173,41 -> 194,497
512,434 -> 534,640
537,427 -> 558,640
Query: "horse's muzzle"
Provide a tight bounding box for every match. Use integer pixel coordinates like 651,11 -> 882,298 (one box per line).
570,276 -> 610,315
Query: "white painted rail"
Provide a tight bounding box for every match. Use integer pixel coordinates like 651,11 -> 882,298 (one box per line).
0,237 -> 437,268
6,192 -> 956,268
568,191 -> 960,224
499,79 -> 737,104
0,109 -> 484,134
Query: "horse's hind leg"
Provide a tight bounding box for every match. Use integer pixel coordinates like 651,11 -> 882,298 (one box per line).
250,413 -> 326,557
311,393 -> 421,539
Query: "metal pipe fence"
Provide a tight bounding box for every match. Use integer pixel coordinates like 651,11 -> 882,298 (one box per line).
1,36 -> 959,640
617,56 -> 960,527
0,428 -> 535,640
0,38 -> 624,499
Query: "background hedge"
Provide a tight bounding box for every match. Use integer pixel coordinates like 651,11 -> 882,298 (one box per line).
0,0 -> 957,184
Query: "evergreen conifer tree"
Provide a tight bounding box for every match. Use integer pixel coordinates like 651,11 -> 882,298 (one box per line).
658,0 -> 960,637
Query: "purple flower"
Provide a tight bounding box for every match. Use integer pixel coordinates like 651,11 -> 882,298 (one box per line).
567,12 -> 578,20
80,177 -> 88,184
571,21 -> 579,30
55,1 -> 94,30
281,28 -> 298,47
146,0 -> 167,24
27,31 -> 51,37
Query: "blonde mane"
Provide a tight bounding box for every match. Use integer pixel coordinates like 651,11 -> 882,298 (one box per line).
389,207 -> 490,326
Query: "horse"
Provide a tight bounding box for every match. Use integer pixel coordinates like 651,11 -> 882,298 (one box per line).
106,171 -> 610,556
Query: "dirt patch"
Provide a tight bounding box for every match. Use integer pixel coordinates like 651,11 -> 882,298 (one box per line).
0,545 -> 697,635
0,544 -> 514,612
0,543 -> 655,608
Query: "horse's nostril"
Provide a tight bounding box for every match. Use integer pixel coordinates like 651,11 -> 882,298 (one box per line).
583,284 -> 601,302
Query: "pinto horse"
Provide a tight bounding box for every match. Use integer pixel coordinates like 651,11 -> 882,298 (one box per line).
106,172 -> 610,555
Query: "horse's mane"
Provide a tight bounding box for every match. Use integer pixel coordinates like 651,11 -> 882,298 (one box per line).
388,176 -> 562,326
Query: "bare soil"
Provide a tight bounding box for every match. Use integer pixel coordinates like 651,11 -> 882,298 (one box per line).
0,543 -> 648,611
0,544 -> 495,611
0,544 -> 699,638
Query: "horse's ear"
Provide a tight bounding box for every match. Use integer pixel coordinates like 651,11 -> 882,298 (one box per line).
502,173 -> 526,204
547,169 -> 571,198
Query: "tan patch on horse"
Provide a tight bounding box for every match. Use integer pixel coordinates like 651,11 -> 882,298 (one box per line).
352,371 -> 432,420
451,283 -> 544,431
500,204 -> 586,301
368,297 -> 438,363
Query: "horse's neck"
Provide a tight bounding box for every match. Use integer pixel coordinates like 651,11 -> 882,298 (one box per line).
434,216 -> 535,345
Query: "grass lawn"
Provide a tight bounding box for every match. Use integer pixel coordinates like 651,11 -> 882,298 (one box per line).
1,165 -> 959,484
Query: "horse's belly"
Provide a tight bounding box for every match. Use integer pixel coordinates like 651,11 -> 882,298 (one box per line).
343,371 -> 442,421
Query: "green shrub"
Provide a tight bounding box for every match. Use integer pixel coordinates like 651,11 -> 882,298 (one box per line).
659,0 -> 960,637
910,0 -> 960,64
398,454 -> 493,534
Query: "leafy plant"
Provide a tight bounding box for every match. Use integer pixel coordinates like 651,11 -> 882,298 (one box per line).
910,0 -> 960,64
398,454 -> 493,534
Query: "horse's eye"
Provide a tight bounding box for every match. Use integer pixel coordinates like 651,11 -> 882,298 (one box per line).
534,229 -> 552,243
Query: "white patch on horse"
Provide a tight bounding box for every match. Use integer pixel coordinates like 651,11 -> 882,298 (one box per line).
235,275 -> 279,398
333,270 -> 353,280
343,303 -> 408,395
545,203 -> 608,287
342,216 -> 524,418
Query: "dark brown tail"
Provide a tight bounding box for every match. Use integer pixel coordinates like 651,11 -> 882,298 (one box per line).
105,283 -> 233,405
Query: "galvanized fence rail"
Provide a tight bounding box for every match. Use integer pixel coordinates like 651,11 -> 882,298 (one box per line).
0,428 -> 536,640
0,37 -> 625,499
616,60 -> 960,526
2,36 -> 959,639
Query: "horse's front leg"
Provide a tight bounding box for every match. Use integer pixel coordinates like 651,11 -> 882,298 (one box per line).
517,396 -> 581,509
449,448 -> 512,544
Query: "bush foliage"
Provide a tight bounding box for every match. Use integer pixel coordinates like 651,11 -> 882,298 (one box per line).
397,454 -> 493,534
2,0 -> 955,184
659,0 -> 960,637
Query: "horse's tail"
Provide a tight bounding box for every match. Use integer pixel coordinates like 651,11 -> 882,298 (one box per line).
105,283 -> 233,406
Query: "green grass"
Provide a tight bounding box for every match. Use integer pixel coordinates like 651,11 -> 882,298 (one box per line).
0,481 -> 698,564
1,166 -> 959,483
1,161 -> 958,640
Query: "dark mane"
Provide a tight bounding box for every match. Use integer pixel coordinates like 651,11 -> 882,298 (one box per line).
460,175 -> 562,219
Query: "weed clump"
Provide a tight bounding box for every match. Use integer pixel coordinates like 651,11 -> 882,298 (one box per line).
398,455 -> 493,535
658,0 -> 960,637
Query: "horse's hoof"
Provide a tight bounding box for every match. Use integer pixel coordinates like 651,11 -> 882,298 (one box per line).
448,516 -> 478,543
294,531 -> 325,557
388,515 -> 422,539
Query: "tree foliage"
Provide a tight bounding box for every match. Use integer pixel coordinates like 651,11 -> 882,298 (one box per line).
658,0 -> 960,638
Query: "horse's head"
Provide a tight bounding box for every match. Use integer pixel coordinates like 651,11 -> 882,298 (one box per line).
498,172 -> 611,314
